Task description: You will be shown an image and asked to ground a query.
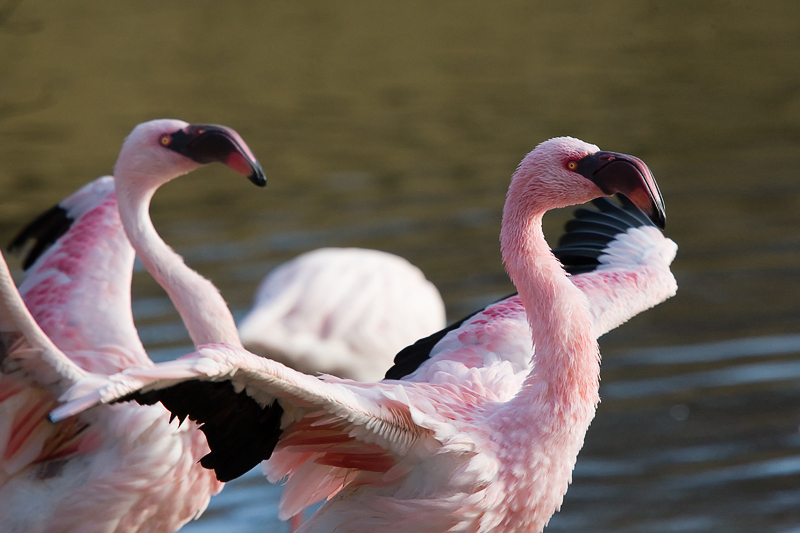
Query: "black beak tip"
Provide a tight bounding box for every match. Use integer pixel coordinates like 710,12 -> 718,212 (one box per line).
653,210 -> 666,229
249,165 -> 267,187
650,196 -> 667,229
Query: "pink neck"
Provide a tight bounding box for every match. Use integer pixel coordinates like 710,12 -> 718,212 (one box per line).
500,188 -> 599,405
491,184 -> 602,529
115,176 -> 243,349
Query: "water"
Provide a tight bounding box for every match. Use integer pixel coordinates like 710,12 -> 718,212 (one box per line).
2,1 -> 800,531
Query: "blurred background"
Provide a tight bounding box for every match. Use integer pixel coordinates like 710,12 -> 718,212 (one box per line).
2,1 -> 800,531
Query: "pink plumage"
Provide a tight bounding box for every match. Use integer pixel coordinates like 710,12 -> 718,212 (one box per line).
0,119 -> 266,532
50,136 -> 676,532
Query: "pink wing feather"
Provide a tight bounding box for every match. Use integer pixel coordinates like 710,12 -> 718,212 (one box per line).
13,177 -> 149,372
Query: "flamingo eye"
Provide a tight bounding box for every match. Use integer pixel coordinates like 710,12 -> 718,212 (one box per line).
567,161 -> 578,171
160,135 -> 171,146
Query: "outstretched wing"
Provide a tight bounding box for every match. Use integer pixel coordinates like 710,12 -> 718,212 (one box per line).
553,195 -> 678,337
50,343 -> 439,479
9,177 -> 148,371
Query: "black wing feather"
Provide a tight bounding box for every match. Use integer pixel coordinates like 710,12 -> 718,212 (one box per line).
570,208 -> 631,233
7,204 -> 73,270
119,381 -> 284,482
553,196 -> 657,275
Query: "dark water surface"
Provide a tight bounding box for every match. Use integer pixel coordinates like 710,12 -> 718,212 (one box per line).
2,1 -> 800,531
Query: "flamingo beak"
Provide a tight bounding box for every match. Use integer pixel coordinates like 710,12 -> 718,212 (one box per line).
575,151 -> 666,228
167,124 -> 267,187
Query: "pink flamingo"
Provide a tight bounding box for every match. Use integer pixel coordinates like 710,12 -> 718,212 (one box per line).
0,119 -> 265,532
50,137 -> 676,532
238,247 -> 446,382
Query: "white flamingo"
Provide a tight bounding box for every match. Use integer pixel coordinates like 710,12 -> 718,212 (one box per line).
238,247 -> 446,382
48,136 -> 677,532
0,119 -> 265,532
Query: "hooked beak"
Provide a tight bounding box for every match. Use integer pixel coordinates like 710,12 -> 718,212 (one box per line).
575,151 -> 665,228
166,124 -> 266,187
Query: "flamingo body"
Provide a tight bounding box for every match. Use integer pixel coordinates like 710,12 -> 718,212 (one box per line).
239,247 -> 446,381
51,137 -> 676,532
0,119 -> 266,532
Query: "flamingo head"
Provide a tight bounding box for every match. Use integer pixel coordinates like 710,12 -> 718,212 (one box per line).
512,137 -> 665,228
114,118 -> 266,189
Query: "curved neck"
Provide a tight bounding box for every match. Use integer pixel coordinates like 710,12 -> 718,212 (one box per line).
491,178 -> 603,531
115,174 -> 243,349
500,186 -> 599,405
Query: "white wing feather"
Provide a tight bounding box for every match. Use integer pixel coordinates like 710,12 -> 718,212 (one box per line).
571,225 -> 677,337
